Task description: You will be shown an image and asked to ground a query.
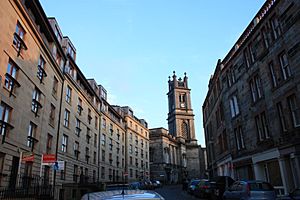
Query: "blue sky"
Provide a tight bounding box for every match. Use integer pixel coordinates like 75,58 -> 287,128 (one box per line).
40,0 -> 266,146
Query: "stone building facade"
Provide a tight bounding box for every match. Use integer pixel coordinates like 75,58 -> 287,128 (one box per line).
202,0 -> 300,195
150,72 -> 206,183
0,1 -> 150,199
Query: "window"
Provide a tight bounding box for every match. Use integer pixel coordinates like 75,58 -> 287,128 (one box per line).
287,94 -> 300,127
117,129 -> 120,140
109,138 -> 113,150
129,144 -> 133,154
109,124 -> 113,135
73,165 -> 78,182
279,52 -> 291,80
0,153 -> 5,176
130,169 -> 133,177
37,56 -> 47,83
234,126 -> 245,150
101,167 -> 105,179
74,141 -> 79,160
129,133 -> 132,142
270,15 -> 281,40
141,149 -> 144,158
54,25 -> 62,44
67,44 -> 75,60
102,150 -> 105,162
85,147 -> 90,163
27,122 -> 37,151
62,134 -> 68,152
88,109 -> 92,124
109,153 -> 113,165
64,109 -> 70,128
86,128 -> 91,144
94,133 -> 97,148
93,151 -> 96,164
277,102 -> 287,132
77,98 -> 83,115
249,42 -> 256,63
46,134 -> 53,154
261,27 -> 269,49
269,62 -> 278,88
141,139 -> 144,148
13,22 -> 27,56
250,75 -> 262,102
102,118 -> 106,129
122,145 -> 125,155
122,158 -> 125,168
52,76 -> 58,97
255,112 -> 270,141
101,134 -> 106,146
229,96 -> 240,118
227,68 -> 236,88
60,162 -> 66,180
49,104 -> 55,126
130,156 -> 133,165
135,147 -> 138,156
135,158 -> 138,167
75,118 -> 81,136
135,136 -> 138,145
95,116 -> 98,129
0,102 -> 12,136
116,142 -> 120,154
66,86 -> 72,103
243,48 -> 250,68
31,88 -> 42,116
4,60 -> 20,95
116,156 -> 119,167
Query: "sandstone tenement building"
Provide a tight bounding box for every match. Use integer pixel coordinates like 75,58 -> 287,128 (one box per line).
202,0 -> 300,195
0,0 -> 149,199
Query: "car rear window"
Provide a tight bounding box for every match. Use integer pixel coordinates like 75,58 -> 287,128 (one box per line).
191,180 -> 200,185
249,182 -> 273,191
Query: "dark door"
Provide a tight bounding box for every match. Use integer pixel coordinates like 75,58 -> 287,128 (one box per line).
8,156 -> 19,188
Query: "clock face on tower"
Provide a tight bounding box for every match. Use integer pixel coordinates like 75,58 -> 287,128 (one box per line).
180,103 -> 185,108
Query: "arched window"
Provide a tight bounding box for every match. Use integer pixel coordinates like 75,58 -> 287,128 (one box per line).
181,121 -> 189,139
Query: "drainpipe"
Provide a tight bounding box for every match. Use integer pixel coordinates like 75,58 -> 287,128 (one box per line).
53,60 -> 66,196
97,107 -> 102,183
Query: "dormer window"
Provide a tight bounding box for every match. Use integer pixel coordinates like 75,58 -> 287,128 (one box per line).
37,56 -> 47,83
4,60 -> 20,96
13,22 -> 27,56
67,45 -> 75,60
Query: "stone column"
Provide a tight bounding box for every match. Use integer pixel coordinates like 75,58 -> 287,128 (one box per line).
278,157 -> 288,194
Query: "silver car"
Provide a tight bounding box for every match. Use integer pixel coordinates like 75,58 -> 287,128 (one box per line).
223,180 -> 276,200
81,190 -> 165,200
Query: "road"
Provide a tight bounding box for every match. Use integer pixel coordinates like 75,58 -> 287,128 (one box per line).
155,184 -> 202,200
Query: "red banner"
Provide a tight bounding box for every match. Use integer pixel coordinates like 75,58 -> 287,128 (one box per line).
42,154 -> 56,163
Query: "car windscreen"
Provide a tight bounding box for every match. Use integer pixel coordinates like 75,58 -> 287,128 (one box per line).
249,182 -> 274,191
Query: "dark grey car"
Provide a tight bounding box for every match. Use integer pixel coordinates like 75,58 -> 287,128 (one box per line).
223,180 -> 276,200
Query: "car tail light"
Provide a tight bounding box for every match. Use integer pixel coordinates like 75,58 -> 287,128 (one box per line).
202,185 -> 209,189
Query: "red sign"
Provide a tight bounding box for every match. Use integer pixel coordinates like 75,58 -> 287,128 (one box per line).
42,154 -> 56,163
22,152 -> 34,162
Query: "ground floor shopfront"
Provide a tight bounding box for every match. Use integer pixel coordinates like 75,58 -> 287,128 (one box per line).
215,146 -> 300,195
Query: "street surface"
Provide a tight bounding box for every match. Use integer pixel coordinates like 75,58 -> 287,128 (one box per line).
155,184 -> 203,200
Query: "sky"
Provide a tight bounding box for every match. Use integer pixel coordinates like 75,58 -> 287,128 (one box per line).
40,0 -> 266,146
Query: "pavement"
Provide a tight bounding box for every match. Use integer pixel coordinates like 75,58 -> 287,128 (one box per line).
155,184 -> 202,200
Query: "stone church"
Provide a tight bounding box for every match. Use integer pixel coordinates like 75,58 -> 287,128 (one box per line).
149,72 -> 206,184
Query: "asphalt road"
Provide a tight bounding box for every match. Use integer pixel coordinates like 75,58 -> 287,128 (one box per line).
155,184 -> 203,200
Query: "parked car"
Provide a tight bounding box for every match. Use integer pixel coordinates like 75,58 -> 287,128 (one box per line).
187,179 -> 201,194
81,190 -> 165,200
193,179 -> 212,198
210,176 -> 235,200
140,180 -> 155,190
223,180 -> 276,200
278,188 -> 300,199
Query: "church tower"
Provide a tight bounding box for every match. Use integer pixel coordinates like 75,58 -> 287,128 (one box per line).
167,71 -> 197,144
